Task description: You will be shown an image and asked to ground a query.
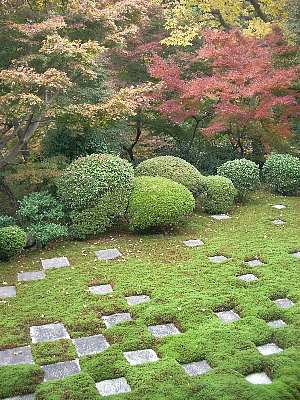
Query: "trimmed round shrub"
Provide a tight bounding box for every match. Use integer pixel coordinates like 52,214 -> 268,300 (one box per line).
262,153 -> 300,195
217,158 -> 260,199
0,226 -> 27,261
135,156 -> 206,196
0,215 -> 16,228
27,223 -> 68,248
200,176 -> 237,214
127,176 -> 195,231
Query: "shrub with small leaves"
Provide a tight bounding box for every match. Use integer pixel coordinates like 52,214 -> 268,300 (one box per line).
262,153 -> 300,195
27,223 -> 68,248
0,215 -> 16,228
217,158 -> 260,200
200,176 -> 237,214
127,176 -> 195,231
0,226 -> 27,261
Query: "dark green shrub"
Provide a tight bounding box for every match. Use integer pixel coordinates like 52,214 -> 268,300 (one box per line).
27,223 -> 68,248
135,156 -> 205,196
0,226 -> 27,261
127,176 -> 195,231
217,158 -> 260,199
262,153 -> 300,195
0,214 -> 16,228
200,176 -> 237,214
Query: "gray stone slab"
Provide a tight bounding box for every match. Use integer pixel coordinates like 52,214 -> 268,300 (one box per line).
96,377 -> 131,397
272,204 -> 286,210
245,259 -> 263,267
89,284 -> 113,295
73,334 -> 110,357
4,395 -> 35,400
256,343 -> 283,356
102,313 -> 132,328
183,240 -> 204,247
292,251 -> 300,259
0,346 -> 33,367
211,214 -> 231,220
42,359 -> 80,381
209,255 -> 228,264
267,319 -> 287,328
245,372 -> 272,384
216,310 -> 240,324
239,274 -> 258,282
273,298 -> 295,309
148,323 -> 180,338
17,271 -> 45,282
41,257 -> 70,270
126,295 -> 150,306
182,360 -> 211,376
0,286 -> 16,298
272,219 -> 285,225
30,323 -> 70,343
95,249 -> 122,261
123,349 -> 159,366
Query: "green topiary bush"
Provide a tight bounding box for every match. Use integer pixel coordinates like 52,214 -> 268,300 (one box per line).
217,158 -> 260,200
0,215 -> 16,228
200,176 -> 237,214
135,156 -> 206,196
262,153 -> 300,195
127,176 -> 195,231
0,226 -> 27,261
27,223 -> 68,248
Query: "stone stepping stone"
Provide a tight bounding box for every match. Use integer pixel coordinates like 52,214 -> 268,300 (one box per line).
89,284 -> 113,295
209,255 -> 228,264
4,395 -> 35,400
272,219 -> 285,225
95,249 -> 122,261
272,204 -> 286,210
182,360 -> 211,377
42,359 -> 80,381
239,274 -> 258,282
123,349 -> 159,366
273,298 -> 295,309
0,286 -> 16,298
96,377 -> 131,397
41,257 -> 70,270
211,214 -> 231,220
215,310 -> 240,324
183,240 -> 204,247
148,323 -> 180,338
256,343 -> 283,356
102,313 -> 132,328
73,334 -> 110,357
30,323 -> 70,343
267,319 -> 287,329
245,259 -> 263,267
291,251 -> 300,259
245,372 -> 272,385
0,346 -> 33,367
126,295 -> 150,306
17,271 -> 45,282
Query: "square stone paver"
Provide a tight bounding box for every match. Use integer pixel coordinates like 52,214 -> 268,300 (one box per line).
209,255 -> 228,264
30,323 -> 70,343
267,319 -> 287,329
273,298 -> 295,309
182,360 -> 211,376
89,284 -> 113,295
126,295 -> 150,306
95,249 -> 122,261
183,240 -> 204,247
211,214 -> 231,220
256,343 -> 283,356
17,271 -> 45,282
102,313 -> 132,328
245,372 -> 272,385
123,349 -> 159,366
4,395 -> 35,400
0,346 -> 33,367
272,219 -> 285,225
292,251 -> 300,259
239,274 -> 258,282
96,377 -> 131,397
272,204 -> 286,210
0,286 -> 16,298
73,334 -> 110,357
215,310 -> 240,324
148,323 -> 180,338
42,359 -> 80,381
245,259 -> 263,267
41,257 -> 70,270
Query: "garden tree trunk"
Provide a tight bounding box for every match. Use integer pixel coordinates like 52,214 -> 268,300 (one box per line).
0,179 -> 18,211
123,108 -> 142,163
211,9 -> 231,31
248,0 -> 270,22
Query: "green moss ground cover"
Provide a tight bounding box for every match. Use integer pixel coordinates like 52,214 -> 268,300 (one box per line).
0,191 -> 299,399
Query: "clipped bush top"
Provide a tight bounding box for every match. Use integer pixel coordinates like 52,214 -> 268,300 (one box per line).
0,225 -> 27,261
200,175 -> 236,214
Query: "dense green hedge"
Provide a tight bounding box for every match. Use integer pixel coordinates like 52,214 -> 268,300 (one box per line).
0,215 -> 16,228
0,226 -> 27,261
200,176 -> 236,214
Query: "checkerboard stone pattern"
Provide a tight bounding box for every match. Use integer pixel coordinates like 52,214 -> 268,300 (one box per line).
267,319 -> 287,328
216,310 -> 240,324
256,343 -> 283,356
211,214 -> 231,220
245,372 -> 272,385
0,286 -> 16,298
272,204 -> 286,210
41,257 -> 70,270
96,377 -> 131,397
30,323 -> 70,343
148,323 -> 180,338
102,313 -> 132,328
245,259 -> 263,267
183,240 -> 204,247
126,295 -> 150,306
273,298 -> 295,309
5,395 -> 35,400
42,359 -> 80,381
182,360 -> 211,376
209,255 -> 228,264
95,249 -> 122,260
89,284 -> 113,295
272,219 -> 285,225
0,346 -> 33,367
17,271 -> 45,282
73,334 -> 110,357
239,274 -> 258,282
292,251 -> 300,259
123,349 -> 159,366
